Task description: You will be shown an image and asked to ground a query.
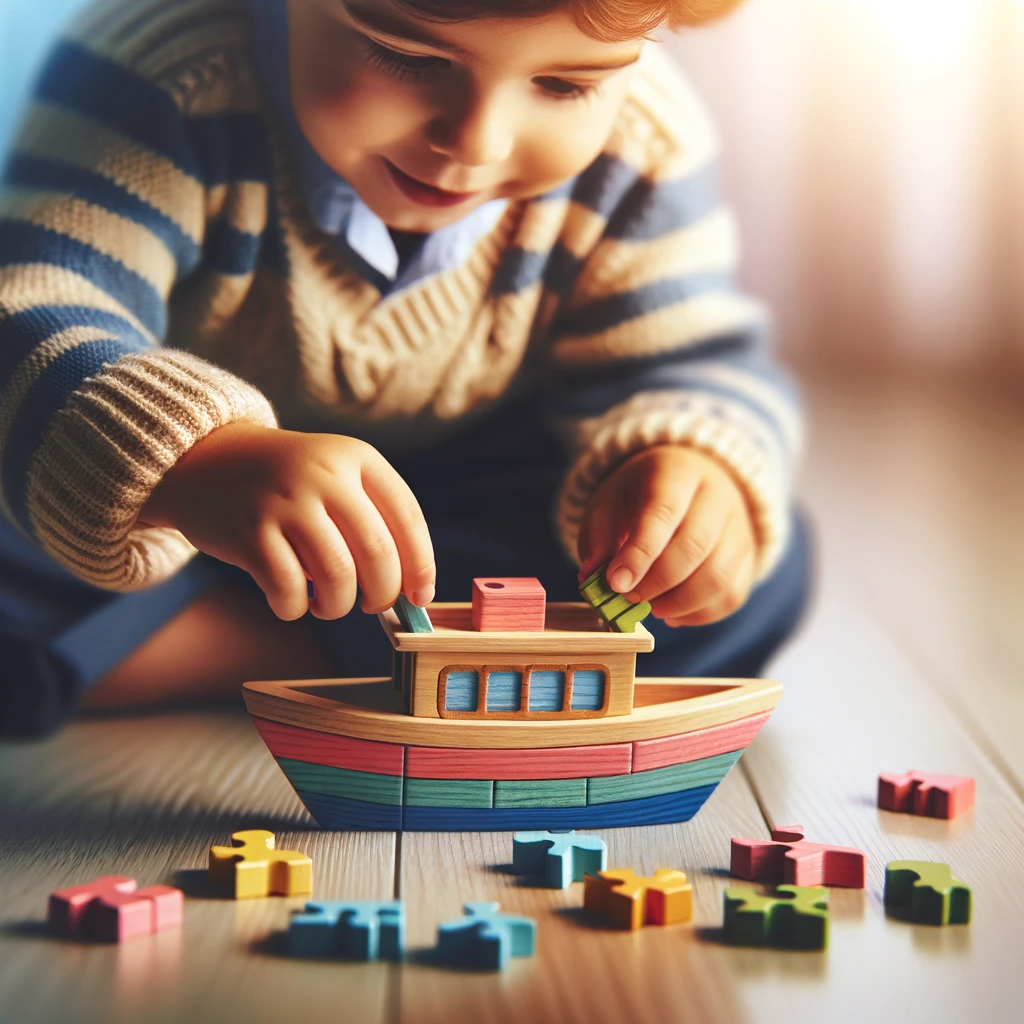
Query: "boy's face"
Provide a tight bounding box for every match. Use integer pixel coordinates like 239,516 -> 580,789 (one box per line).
288,0 -> 645,232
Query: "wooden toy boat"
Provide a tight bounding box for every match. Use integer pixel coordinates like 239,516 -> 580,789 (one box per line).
243,602 -> 781,831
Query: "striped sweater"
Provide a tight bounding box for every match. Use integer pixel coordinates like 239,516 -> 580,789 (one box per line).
0,0 -> 802,593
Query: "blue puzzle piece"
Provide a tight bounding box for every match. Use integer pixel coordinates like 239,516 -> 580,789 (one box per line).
393,594 -> 433,633
512,830 -> 608,889
435,902 -> 536,971
288,901 -> 405,961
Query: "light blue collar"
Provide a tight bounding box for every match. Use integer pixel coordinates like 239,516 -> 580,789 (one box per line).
247,0 -> 508,295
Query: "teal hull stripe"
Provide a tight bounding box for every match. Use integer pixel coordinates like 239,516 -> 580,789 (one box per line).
587,749 -> 743,805
276,758 -> 403,806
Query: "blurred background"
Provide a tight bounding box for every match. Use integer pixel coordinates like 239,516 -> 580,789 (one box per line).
2,0 -> 1022,770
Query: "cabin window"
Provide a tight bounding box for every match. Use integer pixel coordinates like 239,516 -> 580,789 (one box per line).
570,669 -> 606,711
528,670 -> 565,712
444,670 -> 479,711
486,670 -> 522,712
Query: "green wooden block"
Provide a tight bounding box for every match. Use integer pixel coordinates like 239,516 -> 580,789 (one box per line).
724,885 -> 829,949
610,601 -> 651,633
393,594 -> 433,633
404,778 -> 493,808
493,778 -> 588,808
884,861 -> 972,925
579,569 -> 615,607
276,759 -> 403,806
586,749 -> 743,805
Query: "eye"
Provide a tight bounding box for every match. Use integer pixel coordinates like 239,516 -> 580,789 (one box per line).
361,38 -> 448,81
535,77 -> 599,101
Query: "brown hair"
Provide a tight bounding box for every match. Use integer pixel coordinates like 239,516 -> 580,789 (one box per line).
394,2 -> 745,42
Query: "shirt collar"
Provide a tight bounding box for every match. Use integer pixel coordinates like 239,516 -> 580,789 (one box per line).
247,0 -> 508,292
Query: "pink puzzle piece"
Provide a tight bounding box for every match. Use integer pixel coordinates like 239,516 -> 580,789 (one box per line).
48,875 -> 184,942
877,771 -> 975,820
730,825 -> 866,888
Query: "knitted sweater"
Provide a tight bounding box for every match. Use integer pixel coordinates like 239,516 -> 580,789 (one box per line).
0,0 -> 802,593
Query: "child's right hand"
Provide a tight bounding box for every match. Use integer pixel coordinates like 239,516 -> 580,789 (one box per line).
139,422 -> 436,621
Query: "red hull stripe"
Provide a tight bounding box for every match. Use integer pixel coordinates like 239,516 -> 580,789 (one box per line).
251,717 -> 404,776
405,742 -> 631,780
631,712 -> 771,773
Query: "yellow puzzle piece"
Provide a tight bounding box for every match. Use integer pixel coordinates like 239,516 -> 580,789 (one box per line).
583,868 -> 693,929
208,829 -> 313,899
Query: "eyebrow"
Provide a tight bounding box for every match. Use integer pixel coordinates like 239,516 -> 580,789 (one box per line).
342,2 -> 642,74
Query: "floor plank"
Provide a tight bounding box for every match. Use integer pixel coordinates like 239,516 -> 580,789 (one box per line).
739,574 -> 1024,1022
0,711 -> 397,1024
798,369 -> 1024,792
393,768 -> 767,1024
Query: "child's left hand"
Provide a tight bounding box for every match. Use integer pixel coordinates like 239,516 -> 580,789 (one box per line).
577,445 -> 757,627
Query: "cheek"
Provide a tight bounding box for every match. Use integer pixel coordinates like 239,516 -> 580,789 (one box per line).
515,102 -> 622,191
290,29 -> 422,161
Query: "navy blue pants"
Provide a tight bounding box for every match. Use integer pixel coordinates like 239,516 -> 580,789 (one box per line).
0,404 -> 812,738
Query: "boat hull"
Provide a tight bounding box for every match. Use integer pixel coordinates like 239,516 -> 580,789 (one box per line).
243,676 -> 779,832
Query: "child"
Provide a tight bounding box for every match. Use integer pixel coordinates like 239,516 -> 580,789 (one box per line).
0,0 -> 809,737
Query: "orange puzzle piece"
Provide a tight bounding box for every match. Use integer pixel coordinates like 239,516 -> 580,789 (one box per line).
877,771 -> 975,820
208,829 -> 313,899
583,868 -> 693,930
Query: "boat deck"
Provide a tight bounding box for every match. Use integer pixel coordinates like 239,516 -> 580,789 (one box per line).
1,371 -> 1022,1022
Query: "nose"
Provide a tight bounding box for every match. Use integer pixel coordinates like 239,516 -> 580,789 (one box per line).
426,85 -> 514,168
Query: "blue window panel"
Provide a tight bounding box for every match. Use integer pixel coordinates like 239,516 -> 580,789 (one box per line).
445,670 -> 479,712
486,671 -> 522,712
528,670 -> 565,712
570,670 -> 605,711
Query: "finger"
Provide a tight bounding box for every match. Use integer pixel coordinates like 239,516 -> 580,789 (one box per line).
361,459 -> 436,606
664,554 -> 756,627
282,507 -> 358,620
576,484 -> 629,582
651,518 -> 755,623
605,469 -> 701,595
247,525 -> 310,621
623,480 -> 724,602
324,489 -> 403,615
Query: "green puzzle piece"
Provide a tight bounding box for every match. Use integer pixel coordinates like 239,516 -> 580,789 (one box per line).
884,861 -> 972,925
577,566 -> 651,633
723,885 -> 829,949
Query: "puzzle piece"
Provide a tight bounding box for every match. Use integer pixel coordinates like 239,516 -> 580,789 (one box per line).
393,593 -> 433,633
578,566 -> 651,633
512,830 -> 607,889
731,824 -> 866,888
877,771 -> 975,820
583,868 -> 693,929
884,861 -> 972,925
289,901 -> 405,959
208,829 -> 312,898
471,577 -> 546,631
723,885 -> 829,949
435,902 -> 536,970
48,875 -> 183,942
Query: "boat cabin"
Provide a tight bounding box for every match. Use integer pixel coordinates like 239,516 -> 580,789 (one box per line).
379,602 -> 655,720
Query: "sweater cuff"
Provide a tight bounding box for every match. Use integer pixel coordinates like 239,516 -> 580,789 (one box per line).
27,350 -> 277,591
557,406 -> 790,583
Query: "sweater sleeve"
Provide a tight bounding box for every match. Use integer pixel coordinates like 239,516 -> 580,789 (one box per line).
0,38 -> 276,591
547,56 -> 803,581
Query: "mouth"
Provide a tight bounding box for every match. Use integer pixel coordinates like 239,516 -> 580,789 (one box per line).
383,159 -> 482,209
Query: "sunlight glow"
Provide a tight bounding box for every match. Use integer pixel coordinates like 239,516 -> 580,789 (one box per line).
842,0 -> 979,61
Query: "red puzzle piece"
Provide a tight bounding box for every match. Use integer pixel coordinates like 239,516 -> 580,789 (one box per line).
877,771 -> 975,820
730,825 -> 866,888
48,875 -> 183,942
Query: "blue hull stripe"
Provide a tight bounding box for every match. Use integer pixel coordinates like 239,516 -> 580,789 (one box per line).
295,783 -> 718,832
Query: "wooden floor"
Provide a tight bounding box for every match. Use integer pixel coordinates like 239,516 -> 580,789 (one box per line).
2,369 -> 1022,1024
